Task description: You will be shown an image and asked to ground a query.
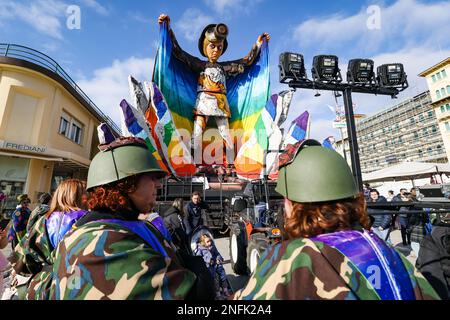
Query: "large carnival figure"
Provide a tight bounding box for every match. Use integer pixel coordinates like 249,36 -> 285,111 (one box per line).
157,14 -> 270,168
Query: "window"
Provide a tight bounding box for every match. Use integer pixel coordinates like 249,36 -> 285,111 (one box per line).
447,104 -> 450,112
427,147 -> 433,156
58,111 -> 84,145
422,128 -> 428,136
410,118 -> 415,125
414,131 -> 419,138
399,136 -> 403,143
70,122 -> 83,144
442,69 -> 447,78
419,114 -> 425,122
418,149 -> 423,157
441,105 -> 445,113
59,115 -> 70,137
447,85 -> 450,95
432,74 -> 436,82
428,111 -> 433,118
432,125 -> 437,133
437,90 -> 441,99
446,122 -> 450,132
437,72 -> 442,80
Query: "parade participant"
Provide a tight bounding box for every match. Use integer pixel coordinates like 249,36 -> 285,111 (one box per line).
7,194 -> 31,249
184,191 -> 210,235
234,140 -> 440,300
26,192 -> 52,234
1,223 -> 10,299
163,198 -> 190,255
157,14 -> 269,167
49,137 -> 209,300
12,179 -> 87,300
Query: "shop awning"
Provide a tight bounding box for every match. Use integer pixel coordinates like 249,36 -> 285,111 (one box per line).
0,150 -> 64,162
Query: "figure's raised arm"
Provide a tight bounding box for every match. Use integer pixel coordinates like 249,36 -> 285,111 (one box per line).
157,13 -> 203,73
223,32 -> 270,76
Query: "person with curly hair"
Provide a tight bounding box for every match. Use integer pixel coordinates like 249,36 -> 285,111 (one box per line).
234,140 -> 440,300
49,137 -> 214,300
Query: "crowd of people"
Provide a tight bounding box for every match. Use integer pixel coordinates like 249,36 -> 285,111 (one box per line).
0,136 -> 449,300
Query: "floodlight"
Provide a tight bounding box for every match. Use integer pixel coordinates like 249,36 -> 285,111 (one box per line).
377,63 -> 408,88
312,55 -> 342,83
279,52 -> 306,82
347,59 -> 375,85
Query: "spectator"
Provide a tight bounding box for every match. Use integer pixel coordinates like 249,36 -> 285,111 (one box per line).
184,191 -> 210,235
368,189 -> 391,243
194,234 -> 231,299
49,137 -> 213,300
363,183 -> 371,201
234,140 -> 439,300
163,198 -> 190,255
8,194 -> 31,249
13,179 -> 88,300
408,196 -> 429,257
416,216 -> 450,300
393,189 -> 411,246
387,190 -> 394,202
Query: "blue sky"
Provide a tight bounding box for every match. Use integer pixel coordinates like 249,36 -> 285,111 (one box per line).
1,0 -> 449,141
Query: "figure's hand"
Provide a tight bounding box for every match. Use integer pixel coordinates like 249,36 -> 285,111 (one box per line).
158,14 -> 170,26
257,32 -> 270,45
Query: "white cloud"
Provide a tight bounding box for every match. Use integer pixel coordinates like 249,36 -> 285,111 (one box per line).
174,8 -> 214,42
79,0 -> 109,16
0,0 -> 67,39
293,0 -> 450,55
76,57 -> 154,127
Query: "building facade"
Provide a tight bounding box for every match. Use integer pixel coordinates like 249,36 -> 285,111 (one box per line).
335,90 -> 447,174
419,57 -> 450,161
0,44 -> 120,215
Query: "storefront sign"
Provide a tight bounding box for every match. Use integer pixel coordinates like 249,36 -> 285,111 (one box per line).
0,140 -> 47,153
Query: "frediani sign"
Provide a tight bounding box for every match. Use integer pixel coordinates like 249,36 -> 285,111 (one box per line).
0,140 -> 47,153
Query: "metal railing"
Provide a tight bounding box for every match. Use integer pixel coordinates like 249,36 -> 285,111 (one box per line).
0,43 -> 121,135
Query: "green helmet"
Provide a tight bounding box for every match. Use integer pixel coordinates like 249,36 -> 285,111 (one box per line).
275,139 -> 359,203
87,138 -> 166,190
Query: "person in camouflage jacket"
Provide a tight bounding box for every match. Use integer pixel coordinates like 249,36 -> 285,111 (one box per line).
234,140 -> 440,300
13,180 -> 87,300
48,137 -> 203,300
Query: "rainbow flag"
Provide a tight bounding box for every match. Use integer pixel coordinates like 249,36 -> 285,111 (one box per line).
153,21 -> 270,179
119,99 -> 170,173
148,82 -> 196,176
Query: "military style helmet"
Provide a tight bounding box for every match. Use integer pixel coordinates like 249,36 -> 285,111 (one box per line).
198,23 -> 229,57
275,139 -> 359,203
86,137 -> 166,190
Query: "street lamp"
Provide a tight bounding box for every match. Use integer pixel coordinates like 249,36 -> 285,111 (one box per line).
312,55 -> 342,83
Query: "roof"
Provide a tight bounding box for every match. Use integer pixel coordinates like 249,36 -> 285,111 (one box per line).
418,57 -> 450,77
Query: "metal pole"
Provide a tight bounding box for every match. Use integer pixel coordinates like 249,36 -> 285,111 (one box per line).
339,127 -> 347,162
343,88 -> 363,191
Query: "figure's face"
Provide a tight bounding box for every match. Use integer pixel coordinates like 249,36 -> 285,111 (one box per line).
204,40 -> 224,63
203,237 -> 212,248
128,174 -> 161,213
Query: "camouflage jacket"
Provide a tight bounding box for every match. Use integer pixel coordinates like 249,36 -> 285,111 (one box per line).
49,212 -> 197,300
233,232 -> 440,300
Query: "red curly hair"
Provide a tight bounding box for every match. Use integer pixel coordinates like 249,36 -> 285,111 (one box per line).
88,175 -> 140,213
284,193 -> 370,239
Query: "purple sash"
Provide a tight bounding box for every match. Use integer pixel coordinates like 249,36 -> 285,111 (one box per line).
312,230 -> 415,300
